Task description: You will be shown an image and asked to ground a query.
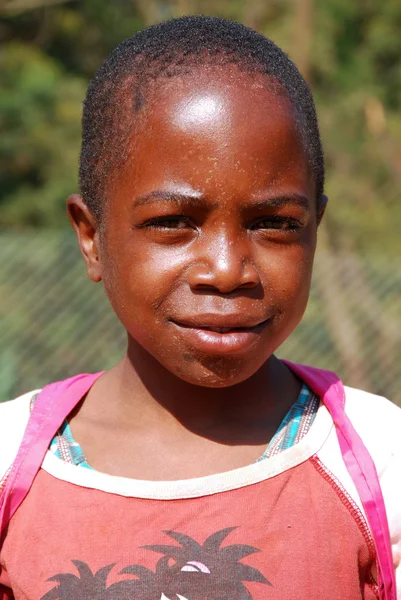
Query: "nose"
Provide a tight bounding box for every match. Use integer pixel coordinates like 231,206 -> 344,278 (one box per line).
187,233 -> 261,293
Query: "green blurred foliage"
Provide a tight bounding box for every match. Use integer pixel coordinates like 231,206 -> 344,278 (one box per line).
0,42 -> 85,225
0,0 -> 400,252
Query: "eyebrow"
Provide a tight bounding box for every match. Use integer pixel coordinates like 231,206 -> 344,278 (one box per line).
131,191 -> 217,210
131,191 -> 310,211
250,194 -> 310,211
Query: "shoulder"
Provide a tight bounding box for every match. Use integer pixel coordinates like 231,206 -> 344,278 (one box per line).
0,391 -> 40,480
344,385 -> 400,419
343,386 -> 401,469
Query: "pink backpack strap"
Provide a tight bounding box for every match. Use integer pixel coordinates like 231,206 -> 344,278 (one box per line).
283,360 -> 396,600
0,372 -> 103,540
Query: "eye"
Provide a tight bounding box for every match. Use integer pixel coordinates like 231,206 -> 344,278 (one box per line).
180,561 -> 211,574
141,215 -> 192,230
251,216 -> 302,231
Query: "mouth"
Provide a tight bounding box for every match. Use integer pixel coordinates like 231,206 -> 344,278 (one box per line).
202,326 -> 242,333
176,321 -> 267,333
172,315 -> 268,330
170,317 -> 270,355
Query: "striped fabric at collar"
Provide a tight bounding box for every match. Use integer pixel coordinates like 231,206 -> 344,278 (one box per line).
46,384 -> 320,470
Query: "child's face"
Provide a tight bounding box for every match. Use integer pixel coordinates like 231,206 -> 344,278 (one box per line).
76,67 -> 321,387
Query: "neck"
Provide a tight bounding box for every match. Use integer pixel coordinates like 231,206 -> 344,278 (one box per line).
97,339 -> 301,437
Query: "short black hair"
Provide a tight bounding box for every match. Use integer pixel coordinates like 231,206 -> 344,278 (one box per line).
80,15 -> 324,221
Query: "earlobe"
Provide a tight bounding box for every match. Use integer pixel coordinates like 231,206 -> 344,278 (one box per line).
317,194 -> 328,225
66,194 -> 102,283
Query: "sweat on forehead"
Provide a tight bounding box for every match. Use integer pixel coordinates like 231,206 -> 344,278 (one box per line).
79,15 -> 324,222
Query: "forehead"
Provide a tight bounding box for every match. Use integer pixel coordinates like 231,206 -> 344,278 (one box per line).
112,66 -> 313,203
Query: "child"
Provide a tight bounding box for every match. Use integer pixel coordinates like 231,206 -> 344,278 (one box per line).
0,15 -> 400,600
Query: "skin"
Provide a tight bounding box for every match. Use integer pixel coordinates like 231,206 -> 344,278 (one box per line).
67,65 -> 326,480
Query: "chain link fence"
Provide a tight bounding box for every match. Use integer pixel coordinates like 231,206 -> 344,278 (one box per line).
1,231 -> 400,405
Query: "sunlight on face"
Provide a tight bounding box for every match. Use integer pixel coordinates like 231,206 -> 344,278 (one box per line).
173,94 -> 224,129
99,71 -> 315,388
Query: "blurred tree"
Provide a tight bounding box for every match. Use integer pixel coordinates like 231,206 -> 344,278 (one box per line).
0,0 -> 70,15
0,43 -> 86,226
0,0 -> 145,226
310,0 -> 401,253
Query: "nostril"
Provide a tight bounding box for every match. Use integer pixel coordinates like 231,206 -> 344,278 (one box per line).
186,255 -> 260,294
186,264 -> 216,289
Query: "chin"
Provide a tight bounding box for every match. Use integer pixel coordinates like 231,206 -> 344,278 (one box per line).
172,354 -> 267,388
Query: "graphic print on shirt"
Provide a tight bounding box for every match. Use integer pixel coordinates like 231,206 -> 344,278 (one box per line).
40,527 -> 271,599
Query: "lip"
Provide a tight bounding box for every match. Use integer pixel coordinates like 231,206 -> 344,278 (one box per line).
172,314 -> 268,329
170,317 -> 269,355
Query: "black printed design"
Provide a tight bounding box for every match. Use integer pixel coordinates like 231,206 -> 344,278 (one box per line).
41,527 -> 271,599
41,561 -> 115,599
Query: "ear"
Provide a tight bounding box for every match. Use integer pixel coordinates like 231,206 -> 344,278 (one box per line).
67,194 -> 102,283
317,194 -> 328,226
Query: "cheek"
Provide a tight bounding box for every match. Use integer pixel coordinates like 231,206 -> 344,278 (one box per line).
100,235 -> 188,323
259,236 -> 316,315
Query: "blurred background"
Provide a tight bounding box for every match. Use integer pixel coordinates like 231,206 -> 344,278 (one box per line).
0,0 -> 400,404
